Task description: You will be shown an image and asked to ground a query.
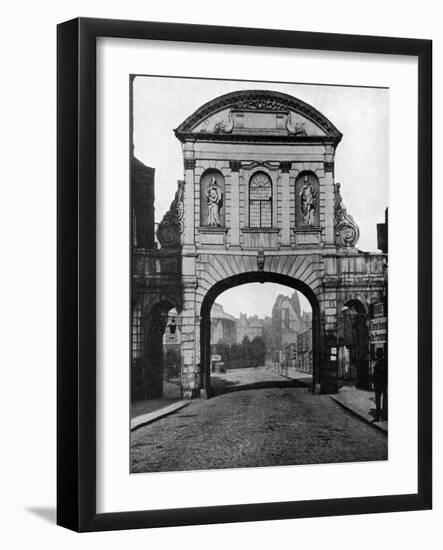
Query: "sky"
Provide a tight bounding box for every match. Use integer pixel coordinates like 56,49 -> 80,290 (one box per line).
133,75 -> 388,252
215,283 -> 310,319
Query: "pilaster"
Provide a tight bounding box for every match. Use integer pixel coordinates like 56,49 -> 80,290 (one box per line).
280,161 -> 291,246
323,151 -> 335,246
183,145 -> 196,251
229,160 -> 241,247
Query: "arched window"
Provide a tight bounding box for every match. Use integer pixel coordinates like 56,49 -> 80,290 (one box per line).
249,172 -> 272,228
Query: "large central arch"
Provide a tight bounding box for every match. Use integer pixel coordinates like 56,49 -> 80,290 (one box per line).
199,271 -> 320,397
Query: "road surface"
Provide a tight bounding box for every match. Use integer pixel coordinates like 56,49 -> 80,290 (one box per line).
131,386 -> 387,473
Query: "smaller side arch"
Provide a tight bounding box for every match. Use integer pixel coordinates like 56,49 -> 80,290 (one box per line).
338,298 -> 370,390
131,296 -> 179,401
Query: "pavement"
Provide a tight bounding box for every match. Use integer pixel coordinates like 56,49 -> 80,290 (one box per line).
331,386 -> 388,434
131,380 -> 186,430
277,366 -> 313,388
131,400 -> 190,431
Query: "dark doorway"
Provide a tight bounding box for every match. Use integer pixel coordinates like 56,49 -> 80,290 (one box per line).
338,299 -> 370,390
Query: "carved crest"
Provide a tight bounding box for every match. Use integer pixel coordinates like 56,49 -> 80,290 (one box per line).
334,183 -> 360,248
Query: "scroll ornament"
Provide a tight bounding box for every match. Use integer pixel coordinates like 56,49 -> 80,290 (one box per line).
156,180 -> 185,247
199,111 -> 233,134
334,182 -> 360,248
286,112 -> 308,136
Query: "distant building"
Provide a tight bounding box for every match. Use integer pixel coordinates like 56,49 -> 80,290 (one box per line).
210,303 -> 236,345
236,313 -> 264,343
272,292 -> 303,347
296,327 -> 313,373
301,311 -> 312,332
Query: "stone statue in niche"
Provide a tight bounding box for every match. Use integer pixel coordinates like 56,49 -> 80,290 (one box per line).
206,177 -> 223,226
299,176 -> 317,226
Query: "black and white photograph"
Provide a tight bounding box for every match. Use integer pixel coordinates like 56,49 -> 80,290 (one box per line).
0,0 -> 438,543
130,76 -> 389,474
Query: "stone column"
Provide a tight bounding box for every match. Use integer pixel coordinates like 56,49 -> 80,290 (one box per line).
280,161 -> 291,247
229,160 -> 241,247
181,144 -> 198,398
323,148 -> 335,246
179,290 -> 198,398
183,151 -> 196,252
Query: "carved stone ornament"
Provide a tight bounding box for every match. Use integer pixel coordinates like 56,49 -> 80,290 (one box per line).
156,180 -> 185,248
175,90 -> 343,144
229,160 -> 242,172
286,113 -> 308,136
279,161 -> 292,173
184,158 -> 196,170
232,96 -> 288,111
257,250 -> 265,271
213,111 -> 234,134
198,111 -> 234,134
324,161 -> 334,173
334,182 -> 360,248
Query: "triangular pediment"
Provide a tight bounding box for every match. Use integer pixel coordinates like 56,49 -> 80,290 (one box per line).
174,90 -> 342,143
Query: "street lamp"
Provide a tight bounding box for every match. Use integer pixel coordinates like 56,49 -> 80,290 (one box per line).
168,317 -> 177,335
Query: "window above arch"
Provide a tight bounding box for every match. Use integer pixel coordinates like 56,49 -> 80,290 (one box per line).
249,172 -> 272,228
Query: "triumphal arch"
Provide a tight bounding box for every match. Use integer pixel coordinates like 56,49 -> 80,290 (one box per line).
131,90 -> 387,400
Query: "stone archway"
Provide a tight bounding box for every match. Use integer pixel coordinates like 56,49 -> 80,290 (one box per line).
131,88 -> 387,401
138,298 -> 177,400
199,272 -> 321,397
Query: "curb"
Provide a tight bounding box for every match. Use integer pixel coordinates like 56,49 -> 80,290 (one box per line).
131,400 -> 191,431
330,396 -> 388,435
278,372 -> 313,389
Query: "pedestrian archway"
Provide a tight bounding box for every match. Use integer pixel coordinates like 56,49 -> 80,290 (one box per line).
200,272 -> 320,397
131,298 -> 180,401
337,299 -> 370,390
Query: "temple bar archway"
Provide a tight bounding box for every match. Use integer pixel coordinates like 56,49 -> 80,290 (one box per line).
199,272 -> 320,397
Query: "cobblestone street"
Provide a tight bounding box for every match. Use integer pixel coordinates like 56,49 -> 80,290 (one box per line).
131,386 -> 387,473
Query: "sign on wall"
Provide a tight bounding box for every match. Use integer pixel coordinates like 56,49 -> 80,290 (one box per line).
370,317 -> 387,343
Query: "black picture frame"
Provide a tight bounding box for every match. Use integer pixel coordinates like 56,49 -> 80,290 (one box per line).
57,17 -> 432,532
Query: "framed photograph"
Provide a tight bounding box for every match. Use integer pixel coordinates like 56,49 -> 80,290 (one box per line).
57,18 -> 432,532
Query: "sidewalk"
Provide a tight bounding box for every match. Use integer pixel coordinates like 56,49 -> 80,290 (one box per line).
131,381 -> 189,431
131,400 -> 190,431
331,386 -> 388,434
280,367 -> 313,388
